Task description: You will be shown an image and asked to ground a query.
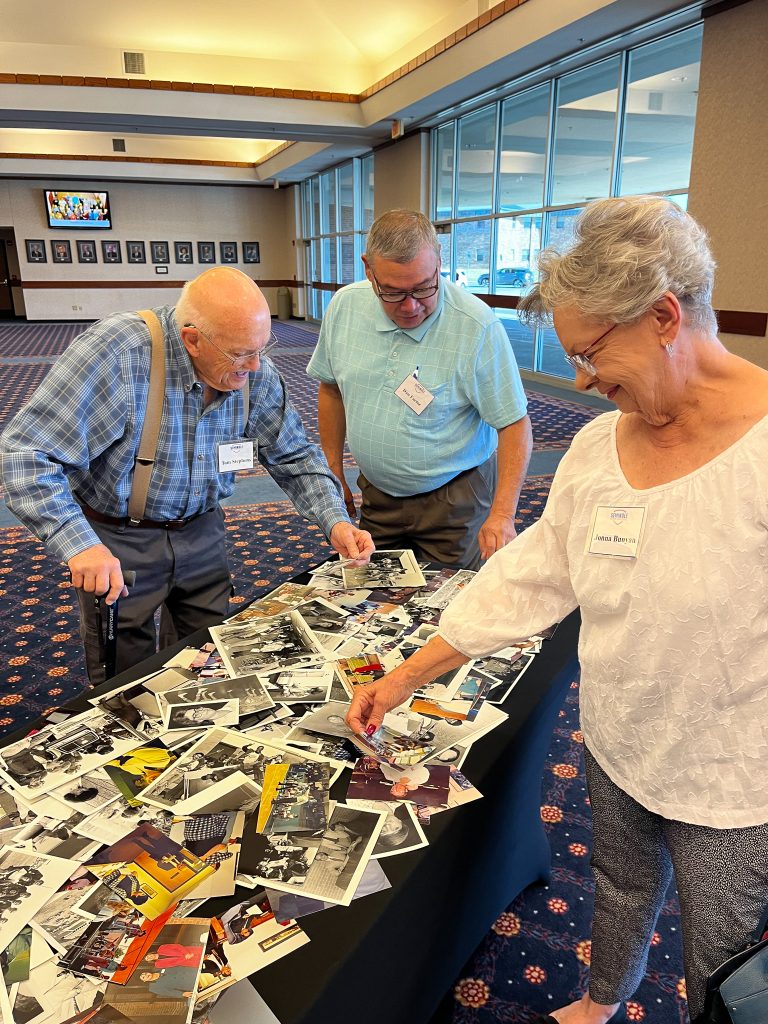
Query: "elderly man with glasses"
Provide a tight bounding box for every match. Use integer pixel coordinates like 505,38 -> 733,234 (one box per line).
308,209 -> 532,570
0,267 -> 373,684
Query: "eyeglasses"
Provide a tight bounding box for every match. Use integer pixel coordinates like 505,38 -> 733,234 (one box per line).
186,325 -> 279,368
370,269 -> 440,304
563,323 -> 618,376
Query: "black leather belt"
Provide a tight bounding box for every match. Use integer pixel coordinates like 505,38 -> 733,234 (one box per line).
79,500 -> 208,531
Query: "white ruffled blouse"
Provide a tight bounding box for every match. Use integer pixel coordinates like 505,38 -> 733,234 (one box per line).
439,411 -> 768,828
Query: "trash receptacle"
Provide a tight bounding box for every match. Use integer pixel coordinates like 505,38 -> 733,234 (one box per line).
277,287 -> 292,321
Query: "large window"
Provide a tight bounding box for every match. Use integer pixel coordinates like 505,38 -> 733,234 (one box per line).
432,24 -> 702,380
301,155 -> 373,321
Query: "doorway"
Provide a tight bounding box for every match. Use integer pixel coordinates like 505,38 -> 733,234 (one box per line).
0,240 -> 15,318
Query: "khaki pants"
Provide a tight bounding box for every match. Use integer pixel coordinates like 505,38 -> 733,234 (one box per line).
357,454 -> 496,570
76,506 -> 233,684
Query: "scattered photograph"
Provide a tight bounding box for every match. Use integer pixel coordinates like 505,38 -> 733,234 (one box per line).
158,673 -> 274,719
150,240 -> 170,264
163,699 -> 240,732
0,848 -> 76,952
197,241 -> 216,264
25,239 -> 46,263
210,610 -> 324,676
51,239 -> 73,263
258,761 -> 330,838
59,910 -> 171,984
76,239 -> 98,264
346,757 -> 451,807
292,700 -> 354,740
101,740 -> 178,805
263,858 -> 391,924
226,582 -> 315,623
126,241 -> 146,264
346,798 -> 428,859
169,811 -> 244,901
260,665 -> 335,704
1,926 -> 32,985
342,549 -> 425,589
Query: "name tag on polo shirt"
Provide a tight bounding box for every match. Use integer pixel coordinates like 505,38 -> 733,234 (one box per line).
217,440 -> 256,473
586,505 -> 646,558
394,374 -> 434,415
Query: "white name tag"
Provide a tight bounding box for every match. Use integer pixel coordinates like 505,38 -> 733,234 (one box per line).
217,440 -> 255,473
586,505 -> 646,558
394,374 -> 434,415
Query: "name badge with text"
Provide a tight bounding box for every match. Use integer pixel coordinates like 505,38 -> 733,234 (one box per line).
218,440 -> 256,473
586,505 -> 646,558
394,375 -> 434,415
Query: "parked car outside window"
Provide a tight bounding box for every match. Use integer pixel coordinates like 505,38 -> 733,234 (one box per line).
477,267 -> 533,288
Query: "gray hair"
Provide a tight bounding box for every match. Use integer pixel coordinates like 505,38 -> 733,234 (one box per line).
518,196 -> 717,335
365,209 -> 440,264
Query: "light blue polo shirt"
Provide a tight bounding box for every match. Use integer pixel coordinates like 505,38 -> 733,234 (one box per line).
307,279 -> 527,497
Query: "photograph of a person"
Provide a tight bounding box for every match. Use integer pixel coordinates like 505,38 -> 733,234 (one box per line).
220,242 -> 238,263
126,241 -> 146,264
25,239 -> 46,262
149,240 -> 169,264
343,549 -> 425,589
101,241 -> 121,263
51,240 -> 72,263
163,699 -> 240,732
197,241 -> 215,264
242,242 -> 260,263
174,241 -> 193,264
76,239 -> 97,263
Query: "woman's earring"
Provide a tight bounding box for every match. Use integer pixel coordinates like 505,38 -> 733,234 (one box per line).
666,343 -> 674,356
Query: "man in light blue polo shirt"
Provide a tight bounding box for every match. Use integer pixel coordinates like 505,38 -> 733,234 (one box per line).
307,209 -> 532,570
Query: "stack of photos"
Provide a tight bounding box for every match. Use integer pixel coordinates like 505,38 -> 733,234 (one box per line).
0,552 -> 561,1024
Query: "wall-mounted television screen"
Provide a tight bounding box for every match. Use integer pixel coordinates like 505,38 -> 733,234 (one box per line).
44,190 -> 112,229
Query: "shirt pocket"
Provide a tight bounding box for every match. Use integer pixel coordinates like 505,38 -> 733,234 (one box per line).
396,381 -> 450,435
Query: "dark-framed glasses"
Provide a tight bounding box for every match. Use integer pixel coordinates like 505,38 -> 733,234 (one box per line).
186,324 -> 279,367
563,323 -> 618,376
370,269 -> 440,304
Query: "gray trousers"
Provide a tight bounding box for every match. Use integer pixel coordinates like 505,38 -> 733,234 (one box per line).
585,747 -> 768,1022
76,506 -> 233,685
358,453 -> 497,571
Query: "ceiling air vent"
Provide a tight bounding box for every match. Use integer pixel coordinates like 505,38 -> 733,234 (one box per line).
648,91 -> 664,112
112,138 -> 126,153
122,51 -> 146,75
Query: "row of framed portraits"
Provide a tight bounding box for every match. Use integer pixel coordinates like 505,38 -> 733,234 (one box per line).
24,239 -> 261,266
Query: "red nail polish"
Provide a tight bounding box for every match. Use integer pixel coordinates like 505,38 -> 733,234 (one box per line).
365,724 -> 376,737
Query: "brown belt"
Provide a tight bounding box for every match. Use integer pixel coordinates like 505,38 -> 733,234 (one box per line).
79,500 -> 208,531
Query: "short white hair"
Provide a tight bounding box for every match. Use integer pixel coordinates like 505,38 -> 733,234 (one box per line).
175,281 -> 213,336
518,196 -> 717,335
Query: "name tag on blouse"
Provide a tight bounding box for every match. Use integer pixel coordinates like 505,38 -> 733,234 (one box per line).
394,374 -> 434,415
586,505 -> 646,558
217,440 -> 255,473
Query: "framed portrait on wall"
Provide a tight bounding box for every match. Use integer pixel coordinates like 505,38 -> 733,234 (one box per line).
220,242 -> 238,264
77,239 -> 98,264
127,241 -> 146,264
197,241 -> 216,264
51,239 -> 73,264
101,240 -> 122,264
243,242 -> 260,264
150,241 -> 170,264
25,239 -> 47,263
175,241 -> 194,264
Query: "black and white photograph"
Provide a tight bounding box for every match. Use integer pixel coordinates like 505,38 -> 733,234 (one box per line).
483,651 -> 536,704
210,610 -> 324,677
0,849 -> 75,952
197,240 -> 216,264
174,240 -> 193,264
126,241 -> 146,264
292,597 -> 349,633
247,803 -> 386,907
159,672 -> 274,718
220,241 -> 238,263
76,239 -> 97,264
242,241 -> 260,263
290,700 -> 355,741
260,665 -> 335,704
48,769 -> 122,816
15,811 -> 99,862
150,240 -> 169,264
342,549 -> 426,589
51,239 -> 72,263
25,239 -> 46,262
72,795 -> 172,847
101,240 -> 121,263
346,798 -> 428,859
163,699 -> 240,732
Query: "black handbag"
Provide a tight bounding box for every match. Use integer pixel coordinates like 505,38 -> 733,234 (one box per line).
701,911 -> 768,1023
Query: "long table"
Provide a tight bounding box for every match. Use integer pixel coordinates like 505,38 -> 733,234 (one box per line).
2,600 -> 580,1024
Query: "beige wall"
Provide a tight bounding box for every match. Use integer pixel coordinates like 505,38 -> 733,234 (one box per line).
373,132 -> 430,217
3,179 -> 295,320
688,0 -> 768,366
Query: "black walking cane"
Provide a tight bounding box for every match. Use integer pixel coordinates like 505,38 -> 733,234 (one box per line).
95,569 -> 136,681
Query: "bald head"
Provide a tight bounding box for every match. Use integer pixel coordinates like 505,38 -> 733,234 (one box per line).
176,267 -> 270,338
176,268 -> 275,392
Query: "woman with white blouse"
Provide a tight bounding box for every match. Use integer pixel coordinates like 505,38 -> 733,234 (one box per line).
347,195 -> 768,1024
